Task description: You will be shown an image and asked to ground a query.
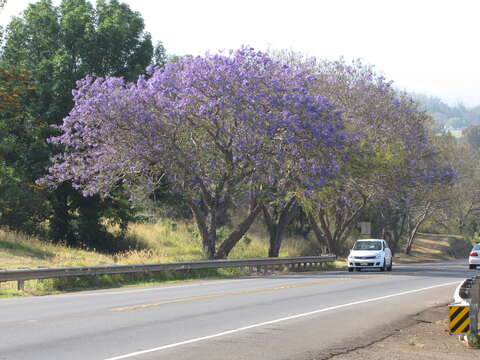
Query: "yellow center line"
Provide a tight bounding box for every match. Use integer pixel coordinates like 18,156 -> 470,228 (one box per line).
357,274 -> 392,278
111,277 -> 354,312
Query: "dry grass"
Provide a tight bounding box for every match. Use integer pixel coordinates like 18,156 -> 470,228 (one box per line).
125,220 -> 203,261
0,229 -> 114,270
0,229 -> 115,296
0,220 -> 307,297
124,219 -> 305,261
393,233 -> 469,263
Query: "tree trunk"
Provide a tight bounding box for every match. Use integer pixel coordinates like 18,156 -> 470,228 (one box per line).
459,202 -> 475,233
268,226 -> 282,258
214,201 -> 261,259
263,199 -> 297,258
390,212 -> 407,256
189,200 -> 217,259
203,234 -> 216,259
308,213 -> 330,253
50,184 -> 75,246
405,202 -> 431,255
309,195 -> 369,256
77,195 -> 105,249
318,209 -> 339,254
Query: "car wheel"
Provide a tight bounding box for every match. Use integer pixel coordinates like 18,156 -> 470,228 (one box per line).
348,267 -> 354,272
387,260 -> 393,271
470,264 -> 477,270
355,267 -> 361,272
380,261 -> 386,272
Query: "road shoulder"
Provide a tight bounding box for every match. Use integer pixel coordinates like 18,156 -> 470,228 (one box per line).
328,305 -> 479,360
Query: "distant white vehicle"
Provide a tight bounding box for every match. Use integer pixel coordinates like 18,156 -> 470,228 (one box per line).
469,243 -> 480,269
347,239 -> 393,272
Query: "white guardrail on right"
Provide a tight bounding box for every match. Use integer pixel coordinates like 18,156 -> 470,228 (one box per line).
450,276 -> 480,346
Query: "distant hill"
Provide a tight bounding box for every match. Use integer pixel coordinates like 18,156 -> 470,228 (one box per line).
411,93 -> 480,131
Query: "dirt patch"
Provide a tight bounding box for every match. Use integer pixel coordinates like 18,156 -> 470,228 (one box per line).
394,234 -> 471,264
328,305 -> 479,360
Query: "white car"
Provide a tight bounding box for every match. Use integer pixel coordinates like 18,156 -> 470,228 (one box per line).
347,239 -> 393,272
469,243 -> 480,269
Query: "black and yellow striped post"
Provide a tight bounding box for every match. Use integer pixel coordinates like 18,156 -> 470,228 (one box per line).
449,304 -> 470,334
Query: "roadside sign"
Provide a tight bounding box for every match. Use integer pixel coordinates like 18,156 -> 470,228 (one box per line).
358,222 -> 371,236
449,305 -> 470,334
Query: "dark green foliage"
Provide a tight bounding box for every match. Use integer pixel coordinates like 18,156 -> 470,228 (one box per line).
147,178 -> 193,220
0,0 -> 156,247
0,65 -> 51,234
153,41 -> 168,67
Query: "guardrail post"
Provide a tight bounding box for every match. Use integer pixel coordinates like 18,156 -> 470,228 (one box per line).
468,276 -> 480,347
17,280 -> 25,291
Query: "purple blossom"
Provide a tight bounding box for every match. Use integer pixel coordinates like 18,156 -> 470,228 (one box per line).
38,47 -> 354,203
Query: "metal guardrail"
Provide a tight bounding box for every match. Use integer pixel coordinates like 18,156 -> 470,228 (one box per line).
451,275 -> 480,342
0,255 -> 336,290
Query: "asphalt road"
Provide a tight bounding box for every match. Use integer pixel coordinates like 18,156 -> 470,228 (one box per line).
0,261 -> 475,360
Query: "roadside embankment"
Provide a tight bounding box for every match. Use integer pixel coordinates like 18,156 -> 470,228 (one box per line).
394,233 -> 471,264
328,305 -> 478,360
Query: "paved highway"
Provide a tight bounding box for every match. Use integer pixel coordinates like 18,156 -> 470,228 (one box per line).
0,262 -> 475,360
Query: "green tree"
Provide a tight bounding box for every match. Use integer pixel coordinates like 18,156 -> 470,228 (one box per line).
153,41 -> 168,67
0,66 -> 50,233
1,0 -> 155,248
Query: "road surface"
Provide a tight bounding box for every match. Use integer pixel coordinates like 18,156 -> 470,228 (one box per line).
0,261 -> 474,360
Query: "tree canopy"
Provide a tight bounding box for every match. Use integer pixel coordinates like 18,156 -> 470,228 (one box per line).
0,0 -> 154,248
41,48 -> 356,258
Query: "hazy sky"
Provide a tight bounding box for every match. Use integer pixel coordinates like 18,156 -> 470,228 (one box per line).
2,0 -> 479,107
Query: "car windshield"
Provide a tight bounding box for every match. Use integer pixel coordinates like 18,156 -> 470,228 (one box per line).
474,245 -> 480,250
353,241 -> 382,251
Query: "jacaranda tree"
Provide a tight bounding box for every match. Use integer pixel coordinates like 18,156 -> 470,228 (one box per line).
291,56 -> 453,255
41,47 -> 355,259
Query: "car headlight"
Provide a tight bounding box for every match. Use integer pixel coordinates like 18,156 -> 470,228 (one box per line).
376,253 -> 383,259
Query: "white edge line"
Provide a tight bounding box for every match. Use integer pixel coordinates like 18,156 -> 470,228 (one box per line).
104,280 -> 461,360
